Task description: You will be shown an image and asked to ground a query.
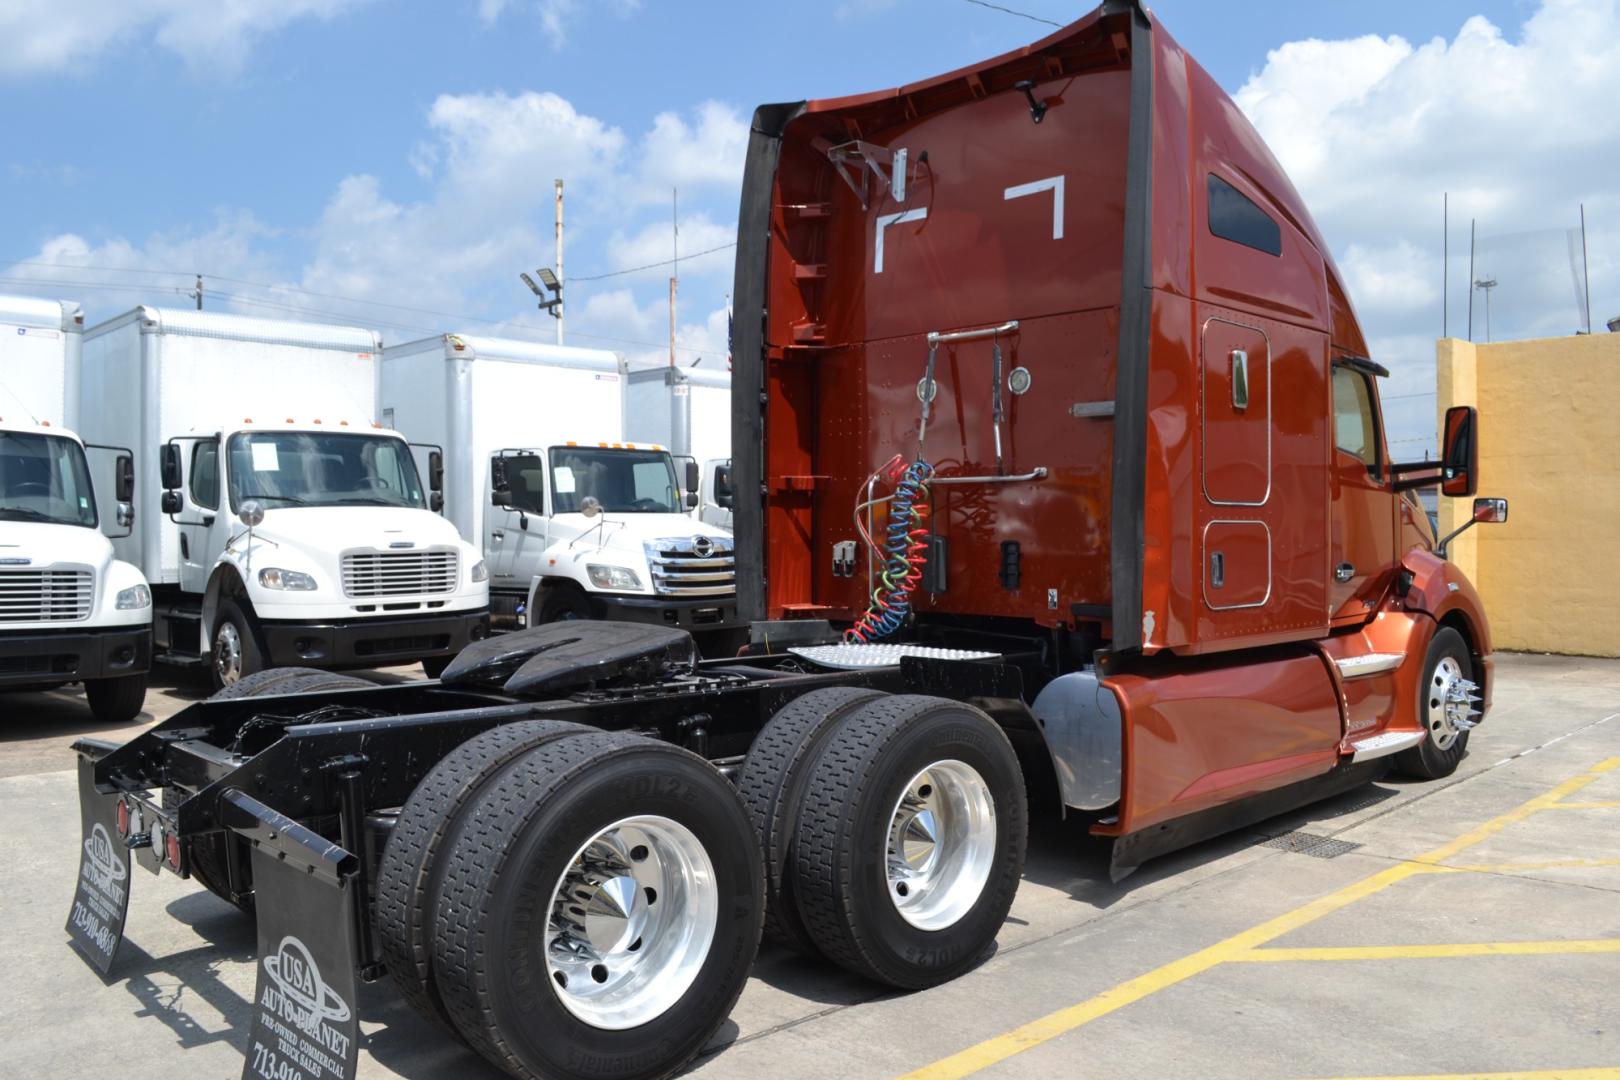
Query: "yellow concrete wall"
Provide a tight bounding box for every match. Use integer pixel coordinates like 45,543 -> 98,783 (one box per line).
1436,332 -> 1620,657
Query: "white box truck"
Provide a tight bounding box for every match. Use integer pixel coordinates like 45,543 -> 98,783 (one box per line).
379,333 -> 739,634
80,307 -> 489,687
626,365 -> 735,528
2,295 -> 152,721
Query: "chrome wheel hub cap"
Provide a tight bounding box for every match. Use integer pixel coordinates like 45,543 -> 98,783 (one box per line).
544,815 -> 717,1030
886,760 -> 996,931
214,623 -> 243,685
1426,656 -> 1481,751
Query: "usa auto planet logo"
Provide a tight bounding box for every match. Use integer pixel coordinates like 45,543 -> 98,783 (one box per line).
261,935 -> 353,1054
82,823 -> 128,896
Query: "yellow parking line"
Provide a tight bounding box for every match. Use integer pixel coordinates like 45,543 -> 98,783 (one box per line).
1545,801 -> 1620,810
1307,1069 -> 1620,1079
899,757 -> 1620,1080
1447,857 -> 1620,873
1236,939 -> 1620,962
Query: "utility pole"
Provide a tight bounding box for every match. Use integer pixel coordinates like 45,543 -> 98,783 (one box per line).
1467,219 -> 1476,342
669,186 -> 678,368
1474,277 -> 1498,343
190,274 -> 204,311
1442,192 -> 1448,339
1580,203 -> 1592,335
554,179 -> 565,345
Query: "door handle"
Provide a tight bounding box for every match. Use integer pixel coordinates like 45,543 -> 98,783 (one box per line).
1335,562 -> 1354,583
492,530 -> 505,543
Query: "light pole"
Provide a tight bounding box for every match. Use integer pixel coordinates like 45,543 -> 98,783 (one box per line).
1473,277 -> 1498,343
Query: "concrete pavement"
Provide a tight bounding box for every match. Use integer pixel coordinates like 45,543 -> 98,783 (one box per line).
2,654 -> 1615,1078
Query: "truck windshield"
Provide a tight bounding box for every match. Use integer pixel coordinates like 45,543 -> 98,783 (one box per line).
226,432 -> 426,510
549,448 -> 680,513
0,431 -> 97,527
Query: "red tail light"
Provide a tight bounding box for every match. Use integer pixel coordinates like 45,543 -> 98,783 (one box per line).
165,832 -> 182,869
116,799 -> 131,837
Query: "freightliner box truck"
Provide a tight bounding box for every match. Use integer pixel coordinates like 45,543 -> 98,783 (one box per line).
65,6 -> 1509,1079
1,294 -> 151,721
80,307 -> 489,686
626,365 -> 735,529
379,333 -> 739,633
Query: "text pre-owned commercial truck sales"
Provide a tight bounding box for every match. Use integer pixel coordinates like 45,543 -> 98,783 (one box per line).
1,294 -> 151,721
64,5 -> 1509,1080
379,333 -> 740,635
79,307 -> 489,686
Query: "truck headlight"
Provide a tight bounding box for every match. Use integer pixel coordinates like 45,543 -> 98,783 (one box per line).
258,567 -> 318,591
470,559 -> 489,583
587,564 -> 642,591
115,584 -> 151,610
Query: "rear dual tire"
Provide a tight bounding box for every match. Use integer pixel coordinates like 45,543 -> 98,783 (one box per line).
381,728 -> 763,1080
744,691 -> 1027,989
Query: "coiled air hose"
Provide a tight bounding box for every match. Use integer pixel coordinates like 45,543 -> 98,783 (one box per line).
845,457 -> 934,644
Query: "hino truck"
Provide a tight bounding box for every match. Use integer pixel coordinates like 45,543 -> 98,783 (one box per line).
379,333 -> 739,634
626,365 -> 735,528
1,295 -> 151,722
65,6 -> 1507,1080
79,307 -> 489,686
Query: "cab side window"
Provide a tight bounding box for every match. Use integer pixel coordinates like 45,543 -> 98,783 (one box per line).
506,454 -> 546,515
190,440 -> 220,511
1332,366 -> 1381,478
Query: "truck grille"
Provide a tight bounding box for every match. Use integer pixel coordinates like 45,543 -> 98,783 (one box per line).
341,549 -> 458,598
645,537 -> 736,598
0,567 -> 94,623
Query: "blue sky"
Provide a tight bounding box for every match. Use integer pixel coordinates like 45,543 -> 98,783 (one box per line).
3,0 -> 1613,451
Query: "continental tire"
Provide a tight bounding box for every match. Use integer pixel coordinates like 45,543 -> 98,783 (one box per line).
792,695 -> 1026,989
432,733 -> 763,1080
1395,626 -> 1475,780
181,668 -> 372,912
375,720 -> 595,1032
736,686 -> 886,953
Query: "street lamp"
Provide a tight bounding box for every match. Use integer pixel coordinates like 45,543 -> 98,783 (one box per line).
1473,277 -> 1498,343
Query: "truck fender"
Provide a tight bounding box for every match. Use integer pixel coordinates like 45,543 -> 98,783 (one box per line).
1400,548 -> 1492,658
201,564 -> 252,647
1400,547 -> 1493,711
1028,671 -> 1123,812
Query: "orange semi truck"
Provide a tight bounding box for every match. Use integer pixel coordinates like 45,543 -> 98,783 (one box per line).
66,4 -> 1504,1079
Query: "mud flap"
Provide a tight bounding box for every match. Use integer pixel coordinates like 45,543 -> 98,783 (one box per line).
228,791 -> 362,1080
66,754 -> 131,976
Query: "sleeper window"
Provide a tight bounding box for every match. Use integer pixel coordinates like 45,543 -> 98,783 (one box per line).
1208,174 -> 1282,256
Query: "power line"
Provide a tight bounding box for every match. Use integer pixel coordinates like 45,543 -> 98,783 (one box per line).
0,267 -> 726,356
570,241 -> 737,282
960,0 -> 1061,28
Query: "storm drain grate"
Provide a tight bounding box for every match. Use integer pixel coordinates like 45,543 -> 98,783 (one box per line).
1261,831 -> 1363,859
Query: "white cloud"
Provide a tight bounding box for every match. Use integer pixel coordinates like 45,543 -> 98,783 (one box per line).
637,102 -> 750,203
479,0 -> 640,50
0,0 -> 366,78
1234,0 -> 1620,445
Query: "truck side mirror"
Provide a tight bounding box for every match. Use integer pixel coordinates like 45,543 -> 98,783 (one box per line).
1440,405 -> 1477,498
160,490 -> 182,515
713,465 -> 734,509
1436,496 -> 1507,559
490,457 -> 512,507
115,453 -> 135,503
160,443 -> 181,491
684,459 -> 700,495
685,490 -> 700,509
428,449 -> 444,493
430,491 -> 444,512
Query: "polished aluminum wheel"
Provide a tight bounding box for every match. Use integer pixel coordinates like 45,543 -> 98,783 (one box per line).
214,622 -> 243,686
1426,655 -> 1480,751
543,814 -> 717,1030
885,759 -> 996,931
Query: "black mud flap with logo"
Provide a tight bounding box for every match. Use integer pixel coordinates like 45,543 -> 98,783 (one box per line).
66,754 -> 131,976
230,790 -> 361,1080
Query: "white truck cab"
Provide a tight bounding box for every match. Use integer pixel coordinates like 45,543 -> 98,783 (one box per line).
697,457 -> 735,531
378,334 -> 739,635
496,442 -> 738,630
158,422 -> 488,683
81,307 -> 489,686
2,295 -> 152,721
